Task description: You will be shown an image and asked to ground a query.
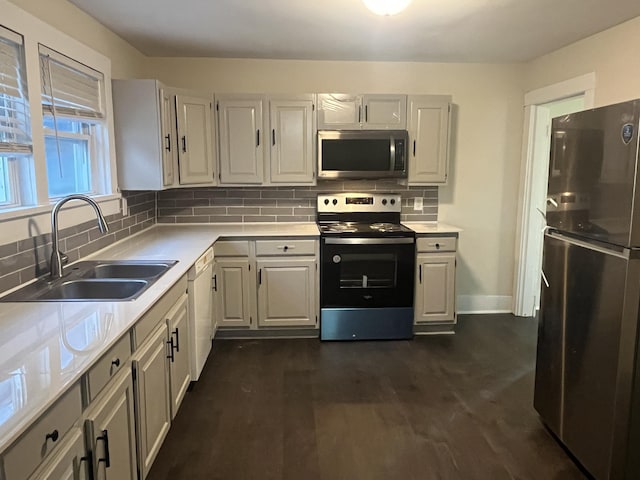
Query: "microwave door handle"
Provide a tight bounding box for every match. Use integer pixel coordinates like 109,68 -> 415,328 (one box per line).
390,136 -> 396,172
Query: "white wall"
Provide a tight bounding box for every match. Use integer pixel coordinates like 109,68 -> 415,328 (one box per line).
7,0 -> 148,79
525,16 -> 640,107
148,58 -> 525,310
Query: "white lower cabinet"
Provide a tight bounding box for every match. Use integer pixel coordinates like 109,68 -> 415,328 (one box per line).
166,294 -> 191,419
28,429 -> 89,480
214,238 -> 320,332
215,257 -> 254,328
414,236 -> 457,324
84,369 -> 137,480
257,258 -> 316,327
132,323 -> 172,480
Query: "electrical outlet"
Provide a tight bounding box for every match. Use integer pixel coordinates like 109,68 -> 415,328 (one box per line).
413,197 -> 423,211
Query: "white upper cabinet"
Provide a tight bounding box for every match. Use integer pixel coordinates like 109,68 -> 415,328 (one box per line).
407,95 -> 452,185
112,79 -> 216,190
317,94 -> 362,129
217,94 -> 316,186
217,95 -> 265,185
363,94 -> 407,129
159,89 -> 177,187
175,94 -> 216,185
317,93 -> 406,130
269,96 -> 315,184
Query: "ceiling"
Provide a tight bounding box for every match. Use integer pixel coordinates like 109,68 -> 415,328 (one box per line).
68,0 -> 640,63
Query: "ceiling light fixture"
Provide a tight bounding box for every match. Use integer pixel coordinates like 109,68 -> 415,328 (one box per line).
362,0 -> 413,16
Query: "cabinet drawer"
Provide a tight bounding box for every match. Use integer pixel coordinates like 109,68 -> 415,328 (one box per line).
255,239 -> 315,256
3,383 -> 82,480
85,333 -> 132,404
134,275 -> 187,349
416,236 -> 457,252
214,240 -> 249,257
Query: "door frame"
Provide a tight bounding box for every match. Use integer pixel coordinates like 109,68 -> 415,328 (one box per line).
512,73 -> 596,317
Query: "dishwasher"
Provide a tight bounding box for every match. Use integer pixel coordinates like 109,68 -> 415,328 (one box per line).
188,247 -> 214,381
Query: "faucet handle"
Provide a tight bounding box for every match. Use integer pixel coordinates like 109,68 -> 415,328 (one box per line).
60,253 -> 69,265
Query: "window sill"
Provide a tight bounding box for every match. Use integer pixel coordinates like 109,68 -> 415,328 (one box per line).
0,194 -> 122,246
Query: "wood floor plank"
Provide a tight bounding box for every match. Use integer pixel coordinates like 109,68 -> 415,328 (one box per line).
147,314 -> 588,480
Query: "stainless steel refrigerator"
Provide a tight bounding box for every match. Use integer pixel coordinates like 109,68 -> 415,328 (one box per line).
534,99 -> 640,480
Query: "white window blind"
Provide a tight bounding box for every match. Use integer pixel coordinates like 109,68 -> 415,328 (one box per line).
0,25 -> 31,154
39,45 -> 105,119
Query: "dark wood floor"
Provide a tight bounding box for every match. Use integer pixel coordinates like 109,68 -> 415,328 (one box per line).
147,314 -> 588,480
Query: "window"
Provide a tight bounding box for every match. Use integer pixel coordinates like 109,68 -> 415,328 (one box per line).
0,26 -> 33,209
39,45 -> 108,199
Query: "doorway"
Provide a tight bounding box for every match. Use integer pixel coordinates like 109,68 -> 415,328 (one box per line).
513,74 -> 596,317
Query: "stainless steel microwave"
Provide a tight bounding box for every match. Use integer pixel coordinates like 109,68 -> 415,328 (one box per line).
317,130 -> 409,179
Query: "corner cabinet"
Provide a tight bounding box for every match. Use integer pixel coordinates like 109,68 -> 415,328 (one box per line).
317,93 -> 406,130
414,235 -> 457,324
112,79 -> 217,190
407,95 -> 452,185
216,94 -> 316,186
213,238 -> 320,333
213,240 -> 255,328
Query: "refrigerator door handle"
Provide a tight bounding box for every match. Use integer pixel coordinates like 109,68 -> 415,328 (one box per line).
547,231 -> 629,259
541,269 -> 550,288
546,197 -> 558,208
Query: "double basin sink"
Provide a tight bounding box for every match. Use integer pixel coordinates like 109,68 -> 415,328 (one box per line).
1,260 -> 177,302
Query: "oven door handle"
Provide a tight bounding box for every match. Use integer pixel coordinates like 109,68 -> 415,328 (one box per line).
323,237 -> 415,245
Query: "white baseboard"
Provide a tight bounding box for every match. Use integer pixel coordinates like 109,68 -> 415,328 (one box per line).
457,295 -> 513,314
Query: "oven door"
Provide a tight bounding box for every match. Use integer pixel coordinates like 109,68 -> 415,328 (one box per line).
320,237 -> 415,308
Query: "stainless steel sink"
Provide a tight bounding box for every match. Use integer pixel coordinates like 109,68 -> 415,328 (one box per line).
84,262 -> 174,279
0,259 -> 177,302
37,279 -> 148,301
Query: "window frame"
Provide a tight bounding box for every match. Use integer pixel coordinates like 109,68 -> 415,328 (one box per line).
0,1 -> 120,245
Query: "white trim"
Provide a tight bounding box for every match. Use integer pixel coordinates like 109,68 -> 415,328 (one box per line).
0,194 -> 121,245
524,73 -> 596,106
457,295 -> 513,314
513,73 -> 596,317
0,0 -> 119,236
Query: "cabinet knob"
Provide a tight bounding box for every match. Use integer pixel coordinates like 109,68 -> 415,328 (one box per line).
435,243 -> 440,249
45,429 -> 59,443
283,245 -> 288,251
111,358 -> 120,368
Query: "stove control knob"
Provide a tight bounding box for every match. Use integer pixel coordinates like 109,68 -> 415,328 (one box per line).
390,199 -> 396,205
382,199 -> 387,205
332,199 -> 338,205
324,199 -> 330,205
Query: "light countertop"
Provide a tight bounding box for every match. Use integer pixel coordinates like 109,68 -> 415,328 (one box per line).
403,222 -> 462,234
0,222 -> 319,453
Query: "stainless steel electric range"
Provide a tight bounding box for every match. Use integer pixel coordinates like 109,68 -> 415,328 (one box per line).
317,193 -> 416,341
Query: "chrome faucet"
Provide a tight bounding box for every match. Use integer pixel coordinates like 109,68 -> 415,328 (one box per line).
50,194 -> 109,279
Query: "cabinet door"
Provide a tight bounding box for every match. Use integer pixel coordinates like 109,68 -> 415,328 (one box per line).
363,94 -> 407,129
176,94 -> 215,185
166,294 -> 190,419
269,98 -> 315,184
218,97 -> 265,184
28,429 -> 88,480
415,253 -> 456,323
216,258 -> 253,328
257,258 -> 316,327
408,95 -> 451,185
132,324 -> 171,480
84,370 -> 137,480
159,88 -> 177,186
317,94 -> 362,129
